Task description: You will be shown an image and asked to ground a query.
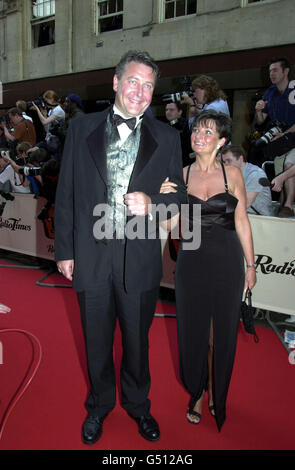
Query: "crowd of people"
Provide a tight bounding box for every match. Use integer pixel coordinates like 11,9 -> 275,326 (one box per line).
0,91 -> 84,217
1,56 -> 294,220
164,57 -> 295,218
0,50 -> 294,445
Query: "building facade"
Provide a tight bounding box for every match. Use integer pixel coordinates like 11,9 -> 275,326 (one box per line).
0,0 -> 294,143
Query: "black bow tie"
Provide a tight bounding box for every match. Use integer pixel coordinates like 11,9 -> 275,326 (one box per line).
111,113 -> 137,130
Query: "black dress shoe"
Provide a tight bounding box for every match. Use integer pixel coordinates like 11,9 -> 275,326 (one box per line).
132,413 -> 160,442
81,415 -> 105,445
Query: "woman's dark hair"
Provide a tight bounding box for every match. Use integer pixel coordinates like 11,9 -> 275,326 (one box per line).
115,50 -> 159,82
192,110 -> 232,145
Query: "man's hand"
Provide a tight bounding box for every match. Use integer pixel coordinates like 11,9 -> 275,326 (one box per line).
57,259 -> 74,281
270,132 -> 284,142
255,99 -> 267,112
271,174 -> 284,192
124,192 -> 152,216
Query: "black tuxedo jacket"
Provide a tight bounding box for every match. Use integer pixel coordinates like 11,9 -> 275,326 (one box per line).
54,107 -> 187,292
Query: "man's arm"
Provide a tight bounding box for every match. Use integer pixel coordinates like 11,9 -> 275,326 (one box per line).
54,120 -> 75,263
246,191 -> 259,209
124,130 -> 187,218
255,100 -> 268,125
3,125 -> 16,142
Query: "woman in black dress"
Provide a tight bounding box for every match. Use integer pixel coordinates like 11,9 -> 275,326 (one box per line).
160,111 -> 256,431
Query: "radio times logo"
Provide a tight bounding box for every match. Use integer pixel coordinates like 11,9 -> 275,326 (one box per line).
255,254 -> 295,277
0,216 -> 31,232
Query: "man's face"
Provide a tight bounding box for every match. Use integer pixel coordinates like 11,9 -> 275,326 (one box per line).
222,151 -> 242,169
8,114 -> 20,127
113,61 -> 155,117
269,62 -> 289,86
165,103 -> 182,122
63,98 -> 73,113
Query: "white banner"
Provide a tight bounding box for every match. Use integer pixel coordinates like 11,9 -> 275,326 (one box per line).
160,216 -> 295,316
0,193 -> 55,260
248,214 -> 295,316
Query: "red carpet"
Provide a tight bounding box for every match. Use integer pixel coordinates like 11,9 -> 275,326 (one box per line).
0,261 -> 294,451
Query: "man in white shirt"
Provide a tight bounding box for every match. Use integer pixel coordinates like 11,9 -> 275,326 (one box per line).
0,152 -> 30,193
221,145 -> 274,216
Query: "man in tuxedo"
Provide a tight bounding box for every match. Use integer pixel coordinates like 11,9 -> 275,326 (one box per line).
54,50 -> 186,445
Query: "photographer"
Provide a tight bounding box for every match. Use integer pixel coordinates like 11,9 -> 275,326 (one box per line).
1,108 -> 37,152
251,57 -> 295,217
32,90 -> 65,160
0,150 -> 31,194
165,101 -> 192,166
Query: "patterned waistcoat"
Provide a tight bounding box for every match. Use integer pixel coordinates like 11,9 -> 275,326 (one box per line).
105,115 -> 142,239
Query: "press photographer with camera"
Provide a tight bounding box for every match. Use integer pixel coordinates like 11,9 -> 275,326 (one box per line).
0,108 -> 37,153
251,57 -> 295,217
31,90 -> 65,160
0,149 -> 31,194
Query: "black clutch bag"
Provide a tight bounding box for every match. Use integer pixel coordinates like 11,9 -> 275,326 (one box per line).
241,288 -> 259,343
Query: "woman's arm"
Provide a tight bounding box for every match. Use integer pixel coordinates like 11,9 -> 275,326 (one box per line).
159,177 -> 180,232
228,166 -> 256,291
32,103 -> 63,128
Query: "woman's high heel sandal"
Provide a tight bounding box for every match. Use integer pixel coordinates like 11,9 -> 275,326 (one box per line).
208,405 -> 215,417
186,392 -> 204,425
186,407 -> 202,425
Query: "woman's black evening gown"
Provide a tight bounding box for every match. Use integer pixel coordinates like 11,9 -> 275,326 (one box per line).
175,163 -> 245,431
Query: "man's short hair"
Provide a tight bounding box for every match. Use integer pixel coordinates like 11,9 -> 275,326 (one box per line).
115,50 -> 159,82
268,57 -> 291,73
16,141 -> 32,154
8,107 -> 23,117
221,145 -> 247,162
166,101 -> 185,113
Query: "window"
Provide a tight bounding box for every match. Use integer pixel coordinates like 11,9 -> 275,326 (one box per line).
164,0 -> 197,20
97,0 -> 123,33
31,0 -> 55,48
241,0 -> 279,6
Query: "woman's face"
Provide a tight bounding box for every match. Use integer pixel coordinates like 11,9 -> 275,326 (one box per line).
191,119 -> 225,155
44,96 -> 55,107
193,87 -> 206,105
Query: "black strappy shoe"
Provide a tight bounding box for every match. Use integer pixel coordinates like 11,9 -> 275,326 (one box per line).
186,407 -> 202,425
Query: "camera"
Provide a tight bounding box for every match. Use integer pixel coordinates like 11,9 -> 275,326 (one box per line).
15,155 -> 29,166
162,75 -> 194,103
18,166 -> 42,177
27,97 -> 47,110
0,150 -> 9,158
255,120 -> 288,147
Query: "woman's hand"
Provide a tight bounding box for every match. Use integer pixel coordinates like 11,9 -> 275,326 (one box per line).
244,267 -> 256,292
160,177 -> 178,194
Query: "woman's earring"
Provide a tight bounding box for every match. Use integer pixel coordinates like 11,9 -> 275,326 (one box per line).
216,144 -> 220,150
